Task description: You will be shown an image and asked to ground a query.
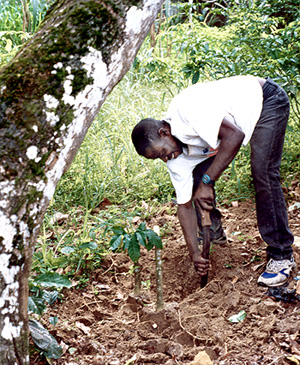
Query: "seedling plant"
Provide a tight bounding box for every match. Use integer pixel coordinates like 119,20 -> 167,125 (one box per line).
108,221 -> 163,295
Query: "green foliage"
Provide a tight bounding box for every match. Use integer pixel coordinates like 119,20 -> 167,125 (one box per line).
108,221 -> 163,263
54,73 -> 175,210
29,319 -> 63,359
0,0 -> 55,33
134,5 -> 300,116
33,272 -> 72,289
257,0 -> 300,25
0,0 -> 55,68
0,31 -> 31,67
28,289 -> 59,315
31,208 -> 107,279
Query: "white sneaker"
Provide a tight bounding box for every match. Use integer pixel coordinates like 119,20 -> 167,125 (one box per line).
257,257 -> 296,287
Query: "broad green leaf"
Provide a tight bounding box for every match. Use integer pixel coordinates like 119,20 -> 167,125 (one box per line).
33,273 -> 72,289
29,319 -> 62,359
112,226 -> 126,235
79,241 -> 97,250
145,229 -> 163,249
192,70 -> 200,84
89,230 -> 96,240
128,235 -> 140,263
42,290 -> 59,305
49,316 -> 58,326
137,222 -> 146,231
51,256 -> 69,267
46,249 -> 53,263
61,246 -> 75,254
123,234 -> 131,250
145,241 -> 154,251
110,235 -> 122,250
135,232 -> 146,247
28,296 -> 46,315
31,0 -> 38,31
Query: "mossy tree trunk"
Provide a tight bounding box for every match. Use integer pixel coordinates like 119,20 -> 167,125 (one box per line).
0,0 -> 163,363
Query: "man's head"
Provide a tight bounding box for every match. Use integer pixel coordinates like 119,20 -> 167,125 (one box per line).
131,118 -> 183,162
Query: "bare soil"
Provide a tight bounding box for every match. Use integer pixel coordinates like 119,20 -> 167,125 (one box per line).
31,183 -> 300,365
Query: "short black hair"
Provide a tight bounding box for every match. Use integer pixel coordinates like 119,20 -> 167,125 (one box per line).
131,118 -> 166,156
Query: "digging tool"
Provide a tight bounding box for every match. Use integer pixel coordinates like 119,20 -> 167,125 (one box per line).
200,209 -> 211,288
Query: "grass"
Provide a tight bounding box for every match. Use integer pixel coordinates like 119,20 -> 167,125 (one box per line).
54,72 -> 175,213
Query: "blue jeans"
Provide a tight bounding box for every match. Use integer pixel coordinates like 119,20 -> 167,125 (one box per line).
250,78 -> 293,260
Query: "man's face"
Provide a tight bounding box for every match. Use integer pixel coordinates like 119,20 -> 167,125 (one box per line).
144,133 -> 183,163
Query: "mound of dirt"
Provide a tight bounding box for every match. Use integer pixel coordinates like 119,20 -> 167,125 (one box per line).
32,198 -> 300,364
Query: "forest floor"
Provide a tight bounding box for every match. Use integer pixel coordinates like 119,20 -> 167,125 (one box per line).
31,181 -> 300,365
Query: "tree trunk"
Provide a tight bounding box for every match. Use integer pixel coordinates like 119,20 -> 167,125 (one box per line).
0,0 -> 163,363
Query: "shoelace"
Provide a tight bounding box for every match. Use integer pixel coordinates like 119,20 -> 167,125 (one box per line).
267,258 -> 292,273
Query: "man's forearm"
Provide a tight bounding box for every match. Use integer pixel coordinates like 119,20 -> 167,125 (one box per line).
205,117 -> 245,181
177,201 -> 200,259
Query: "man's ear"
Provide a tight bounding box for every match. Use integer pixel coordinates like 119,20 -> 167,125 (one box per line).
157,126 -> 170,138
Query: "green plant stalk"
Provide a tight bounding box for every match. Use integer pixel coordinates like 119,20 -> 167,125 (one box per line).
133,261 -> 142,295
155,246 -> 164,310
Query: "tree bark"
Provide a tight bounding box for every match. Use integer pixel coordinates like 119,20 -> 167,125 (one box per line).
0,0 -> 163,363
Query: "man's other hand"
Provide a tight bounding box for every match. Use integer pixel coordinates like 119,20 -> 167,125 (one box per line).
193,183 -> 214,211
192,252 -> 210,276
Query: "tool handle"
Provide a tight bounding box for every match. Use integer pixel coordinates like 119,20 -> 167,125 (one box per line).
201,209 -> 212,227
200,209 -> 211,288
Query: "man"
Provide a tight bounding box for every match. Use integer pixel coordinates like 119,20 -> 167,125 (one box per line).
131,75 -> 295,287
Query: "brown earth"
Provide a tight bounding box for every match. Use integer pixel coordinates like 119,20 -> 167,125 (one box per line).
31,185 -> 300,365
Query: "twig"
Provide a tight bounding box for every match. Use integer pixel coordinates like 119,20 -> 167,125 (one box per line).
82,296 -> 93,312
267,355 -> 286,365
177,310 -> 208,342
101,256 -> 115,276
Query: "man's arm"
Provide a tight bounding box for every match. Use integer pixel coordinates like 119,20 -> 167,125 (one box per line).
177,200 -> 209,276
194,117 -> 245,211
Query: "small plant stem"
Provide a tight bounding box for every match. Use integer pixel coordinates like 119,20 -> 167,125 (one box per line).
153,225 -> 164,310
155,246 -> 164,310
133,261 -> 141,295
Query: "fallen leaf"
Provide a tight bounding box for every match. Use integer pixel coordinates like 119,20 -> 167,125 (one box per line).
131,216 -> 141,223
125,353 -> 138,365
95,284 -> 111,292
296,281 -> 300,296
75,322 -> 91,335
116,291 -> 126,300
252,262 -> 265,272
141,201 -> 149,210
293,236 -> 300,248
153,225 -> 160,236
49,212 -> 69,225
228,310 -> 246,323
288,202 -> 300,212
231,201 -> 239,207
232,276 -> 239,284
286,355 -> 300,364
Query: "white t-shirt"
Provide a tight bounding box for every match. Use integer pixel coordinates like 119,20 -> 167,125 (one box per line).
165,75 -> 263,204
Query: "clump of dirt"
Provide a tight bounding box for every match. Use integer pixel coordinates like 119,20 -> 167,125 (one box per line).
31,196 -> 300,364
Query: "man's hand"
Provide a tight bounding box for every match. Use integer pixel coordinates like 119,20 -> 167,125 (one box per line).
193,182 -> 214,211
192,252 -> 209,276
